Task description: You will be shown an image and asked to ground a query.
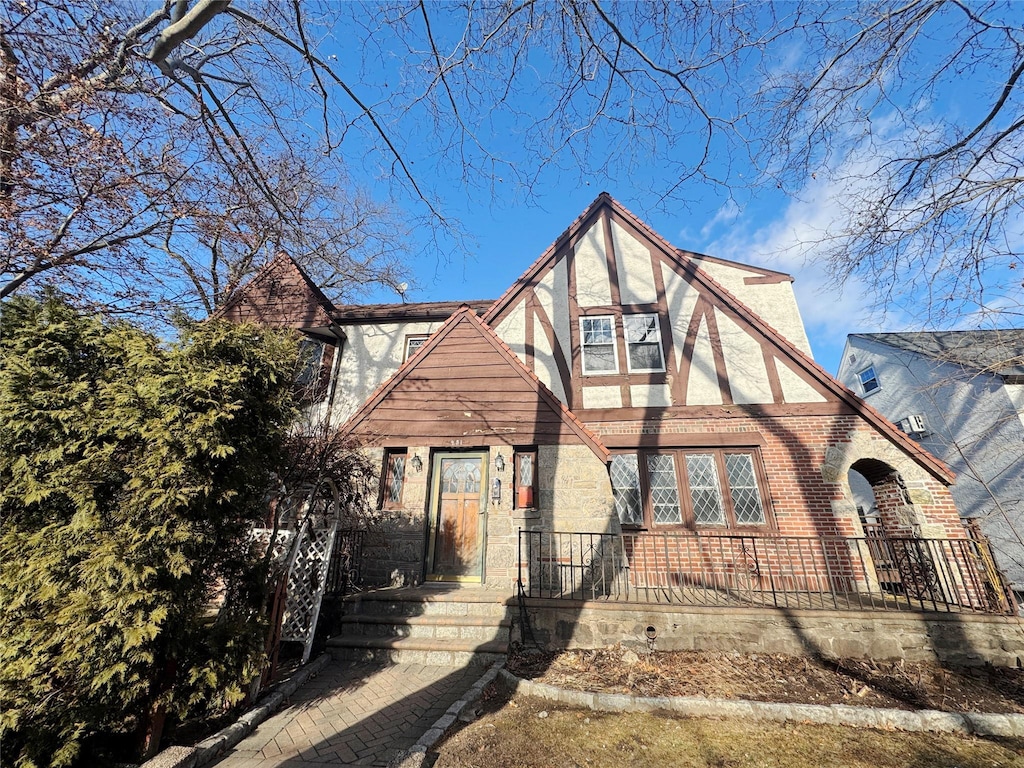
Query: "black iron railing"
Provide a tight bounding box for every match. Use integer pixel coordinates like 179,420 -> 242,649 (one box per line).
517,529 -> 1016,615
325,529 -> 365,596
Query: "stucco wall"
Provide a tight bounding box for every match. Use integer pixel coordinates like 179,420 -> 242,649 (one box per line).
330,320 -> 444,425
694,258 -> 813,356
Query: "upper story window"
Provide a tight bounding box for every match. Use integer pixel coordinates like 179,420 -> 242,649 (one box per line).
404,335 -> 429,361
858,366 -> 881,395
610,448 -> 770,530
623,314 -> 665,373
580,316 -> 618,374
579,313 -> 667,376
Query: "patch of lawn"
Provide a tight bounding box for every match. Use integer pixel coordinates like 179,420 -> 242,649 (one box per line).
433,694 -> 1024,768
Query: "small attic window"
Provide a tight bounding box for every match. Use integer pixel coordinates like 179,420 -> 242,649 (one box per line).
405,335 -> 429,361
858,366 -> 880,395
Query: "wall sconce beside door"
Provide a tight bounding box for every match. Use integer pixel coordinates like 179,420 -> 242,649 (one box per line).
410,454 -> 423,473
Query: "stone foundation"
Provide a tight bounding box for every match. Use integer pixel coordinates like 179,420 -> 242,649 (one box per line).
520,599 -> 1024,668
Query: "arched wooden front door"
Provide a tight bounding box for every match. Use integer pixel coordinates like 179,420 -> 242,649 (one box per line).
427,453 -> 488,581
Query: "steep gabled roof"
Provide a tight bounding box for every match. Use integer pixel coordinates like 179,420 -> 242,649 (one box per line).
485,192 -> 953,484
216,252 -> 336,330
342,305 -> 609,461
483,191 -> 794,325
853,331 -> 1024,377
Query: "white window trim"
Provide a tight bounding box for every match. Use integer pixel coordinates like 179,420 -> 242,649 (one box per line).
623,313 -> 666,374
404,334 -> 430,362
580,315 -> 620,375
858,365 -> 881,396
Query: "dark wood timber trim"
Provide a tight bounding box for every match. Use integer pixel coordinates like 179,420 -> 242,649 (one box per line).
577,400 -> 859,421
700,298 -> 733,406
650,255 -> 682,406
743,274 -> 793,285
532,293 -> 573,400
600,431 -> 767,448
763,348 -> 785,404
676,295 -> 704,406
601,210 -> 623,306
525,289 -> 537,372
566,243 -> 583,412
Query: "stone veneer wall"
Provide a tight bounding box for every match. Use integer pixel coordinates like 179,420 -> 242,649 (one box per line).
355,443 -> 613,591
357,446 -> 430,587
521,599 -> 1024,668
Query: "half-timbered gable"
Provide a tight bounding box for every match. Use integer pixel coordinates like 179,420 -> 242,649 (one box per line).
483,193 -> 829,418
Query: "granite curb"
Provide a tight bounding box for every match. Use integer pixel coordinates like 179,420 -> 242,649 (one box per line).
386,660 -> 506,768
497,668 -> 1024,738
139,652 -> 333,768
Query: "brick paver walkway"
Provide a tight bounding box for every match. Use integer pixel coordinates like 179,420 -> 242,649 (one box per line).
214,661 -> 483,768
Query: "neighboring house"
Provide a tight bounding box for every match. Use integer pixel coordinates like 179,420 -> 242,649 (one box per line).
836,331 -> 1024,600
222,193 -> 978,602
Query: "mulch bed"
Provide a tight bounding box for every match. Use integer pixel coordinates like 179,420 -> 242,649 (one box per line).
506,646 -> 1024,714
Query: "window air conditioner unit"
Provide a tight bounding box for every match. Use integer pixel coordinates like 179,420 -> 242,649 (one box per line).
904,414 -> 927,435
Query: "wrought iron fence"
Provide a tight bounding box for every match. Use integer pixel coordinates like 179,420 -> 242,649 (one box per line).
517,529 -> 1016,615
326,528 -> 365,596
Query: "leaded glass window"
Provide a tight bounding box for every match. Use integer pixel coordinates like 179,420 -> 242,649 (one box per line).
725,453 -> 766,525
610,454 -> 642,525
382,451 -> 407,507
685,453 -> 726,526
608,448 -> 770,529
646,454 -> 681,523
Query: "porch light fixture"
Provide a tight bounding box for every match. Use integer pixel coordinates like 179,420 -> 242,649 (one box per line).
411,454 -> 423,473
495,452 -> 505,472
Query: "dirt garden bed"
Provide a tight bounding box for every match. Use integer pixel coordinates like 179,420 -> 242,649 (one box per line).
506,646 -> 1024,714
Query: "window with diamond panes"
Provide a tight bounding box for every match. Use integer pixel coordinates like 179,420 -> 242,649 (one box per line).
381,450 -> 406,508
724,453 -> 766,525
685,453 -> 726,526
611,448 -> 771,529
623,314 -> 665,373
646,454 -> 682,523
580,315 -> 618,374
610,454 -> 643,524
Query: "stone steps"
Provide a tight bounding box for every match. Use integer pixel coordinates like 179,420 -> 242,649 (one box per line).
338,613 -> 512,642
327,585 -> 515,665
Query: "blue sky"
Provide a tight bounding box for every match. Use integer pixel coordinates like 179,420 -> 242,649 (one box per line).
326,3 -> 1023,377
364,167 -> 882,376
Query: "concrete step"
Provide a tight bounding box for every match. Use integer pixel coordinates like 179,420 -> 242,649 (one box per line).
339,614 -> 511,642
327,635 -> 508,666
342,586 -> 513,619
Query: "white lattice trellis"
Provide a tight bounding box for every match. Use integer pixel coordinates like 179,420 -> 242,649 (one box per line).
250,521 -> 336,664
281,521 -> 337,663
250,527 -> 299,567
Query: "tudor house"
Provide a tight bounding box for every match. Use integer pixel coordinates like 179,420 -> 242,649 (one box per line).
222,194 -> 1012,614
